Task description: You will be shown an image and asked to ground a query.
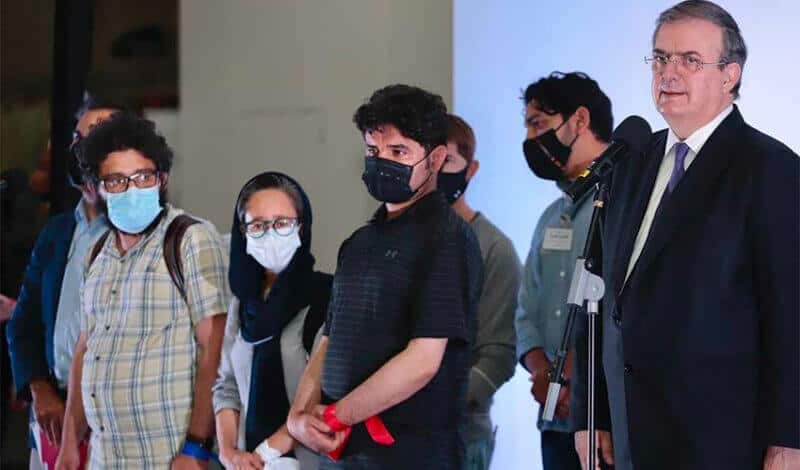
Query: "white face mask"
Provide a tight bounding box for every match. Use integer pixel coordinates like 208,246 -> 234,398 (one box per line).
246,230 -> 301,273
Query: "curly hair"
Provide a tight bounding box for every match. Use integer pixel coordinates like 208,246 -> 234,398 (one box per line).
353,84 -> 448,152
80,111 -> 173,180
522,71 -> 613,143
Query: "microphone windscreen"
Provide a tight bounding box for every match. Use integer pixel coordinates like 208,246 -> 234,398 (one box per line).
613,115 -> 652,156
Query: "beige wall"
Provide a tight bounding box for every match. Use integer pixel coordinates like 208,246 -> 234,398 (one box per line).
178,0 -> 453,271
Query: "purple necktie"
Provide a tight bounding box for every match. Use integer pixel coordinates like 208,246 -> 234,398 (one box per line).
653,142 -> 690,222
667,142 -> 690,194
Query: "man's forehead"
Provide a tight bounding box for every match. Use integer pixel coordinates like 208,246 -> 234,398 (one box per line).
101,149 -> 153,172
525,101 -> 553,120
654,18 -> 723,55
446,141 -> 468,160
365,125 -> 417,146
366,124 -> 398,138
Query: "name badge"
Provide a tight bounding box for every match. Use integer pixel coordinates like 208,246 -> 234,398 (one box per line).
543,227 -> 573,251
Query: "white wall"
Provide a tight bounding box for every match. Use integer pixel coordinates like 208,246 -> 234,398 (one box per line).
453,1 -> 800,469
178,0 -> 453,271
176,1 -> 798,468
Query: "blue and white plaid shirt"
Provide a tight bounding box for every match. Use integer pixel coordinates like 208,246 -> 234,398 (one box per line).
80,205 -> 229,469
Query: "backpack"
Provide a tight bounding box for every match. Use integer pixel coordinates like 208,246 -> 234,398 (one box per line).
88,214 -> 200,301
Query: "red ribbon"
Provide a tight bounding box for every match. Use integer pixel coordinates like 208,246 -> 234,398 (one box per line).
323,404 -> 395,461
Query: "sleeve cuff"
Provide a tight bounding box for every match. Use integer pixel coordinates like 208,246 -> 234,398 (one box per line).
212,393 -> 242,415
516,332 -> 545,369
467,366 -> 499,408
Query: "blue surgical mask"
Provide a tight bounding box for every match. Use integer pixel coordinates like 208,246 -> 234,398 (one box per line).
103,186 -> 163,234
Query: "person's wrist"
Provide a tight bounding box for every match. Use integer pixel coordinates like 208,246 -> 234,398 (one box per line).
287,409 -> 304,430
30,379 -> 54,398
59,429 -> 79,451
185,432 -> 214,449
524,349 -> 550,374
547,368 -> 569,385
218,445 -> 235,465
255,439 -> 280,463
322,404 -> 350,431
182,435 -> 214,462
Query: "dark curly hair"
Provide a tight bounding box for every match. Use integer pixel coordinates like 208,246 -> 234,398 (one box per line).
80,111 -> 174,181
523,72 -> 613,143
353,84 -> 448,152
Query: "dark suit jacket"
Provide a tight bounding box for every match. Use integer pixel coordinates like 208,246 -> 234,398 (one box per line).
6,211 -> 77,400
572,106 -> 799,469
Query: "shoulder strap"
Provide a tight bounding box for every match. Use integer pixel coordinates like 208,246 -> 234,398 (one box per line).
163,214 -> 201,301
88,231 -> 112,267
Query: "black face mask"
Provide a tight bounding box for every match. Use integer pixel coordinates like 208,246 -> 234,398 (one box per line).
522,119 -> 577,181
362,152 -> 433,203
438,167 -> 469,204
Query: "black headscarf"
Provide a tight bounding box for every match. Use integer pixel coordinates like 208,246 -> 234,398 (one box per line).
229,171 -> 331,451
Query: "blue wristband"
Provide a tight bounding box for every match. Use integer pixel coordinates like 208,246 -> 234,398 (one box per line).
181,441 -> 218,462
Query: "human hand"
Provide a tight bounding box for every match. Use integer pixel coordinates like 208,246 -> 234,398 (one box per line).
575,430 -> 614,470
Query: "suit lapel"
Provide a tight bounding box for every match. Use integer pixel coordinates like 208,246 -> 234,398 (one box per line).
611,131 -> 667,297
52,213 -> 78,310
629,108 -> 745,286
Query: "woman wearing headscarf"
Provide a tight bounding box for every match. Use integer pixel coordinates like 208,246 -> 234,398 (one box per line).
214,172 -> 331,470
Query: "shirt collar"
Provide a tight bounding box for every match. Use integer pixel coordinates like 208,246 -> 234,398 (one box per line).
665,104 -> 734,156
74,200 -> 107,229
556,178 -> 595,218
74,201 -> 88,225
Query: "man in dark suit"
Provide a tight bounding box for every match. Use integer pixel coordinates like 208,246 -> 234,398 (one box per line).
6,105 -> 116,469
572,2 -> 799,469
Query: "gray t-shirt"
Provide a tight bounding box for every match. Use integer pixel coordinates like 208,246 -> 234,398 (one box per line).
465,212 -> 521,441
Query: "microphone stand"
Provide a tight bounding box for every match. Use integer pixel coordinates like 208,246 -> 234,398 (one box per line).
542,181 -> 608,470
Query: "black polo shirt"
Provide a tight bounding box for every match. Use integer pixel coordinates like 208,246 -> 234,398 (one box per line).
321,191 -> 483,469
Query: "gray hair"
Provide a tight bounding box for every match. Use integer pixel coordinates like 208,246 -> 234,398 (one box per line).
654,0 -> 747,99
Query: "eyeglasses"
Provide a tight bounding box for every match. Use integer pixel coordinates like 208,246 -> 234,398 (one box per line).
645,53 -> 728,73
241,217 -> 299,238
99,169 -> 160,193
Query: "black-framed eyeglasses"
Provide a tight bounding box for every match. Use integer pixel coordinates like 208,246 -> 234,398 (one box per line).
99,169 -> 160,194
645,53 -> 728,73
241,217 -> 300,238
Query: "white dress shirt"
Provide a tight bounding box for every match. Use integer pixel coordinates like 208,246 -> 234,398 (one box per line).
625,105 -> 733,280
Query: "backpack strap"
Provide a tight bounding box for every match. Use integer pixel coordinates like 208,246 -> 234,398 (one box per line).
163,214 -> 201,302
88,231 -> 112,268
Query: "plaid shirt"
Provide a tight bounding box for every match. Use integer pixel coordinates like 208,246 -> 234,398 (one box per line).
80,205 -> 229,469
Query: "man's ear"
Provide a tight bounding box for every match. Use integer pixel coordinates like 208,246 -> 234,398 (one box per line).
430,145 -> 448,172
82,178 -> 97,193
80,179 -> 98,204
466,160 -> 480,182
574,106 -> 592,136
723,62 -> 742,96
160,172 -> 169,190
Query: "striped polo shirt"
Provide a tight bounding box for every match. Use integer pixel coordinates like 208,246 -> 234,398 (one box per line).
321,191 -> 483,469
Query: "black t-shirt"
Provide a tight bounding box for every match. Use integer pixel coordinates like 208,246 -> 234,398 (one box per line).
321,191 -> 483,469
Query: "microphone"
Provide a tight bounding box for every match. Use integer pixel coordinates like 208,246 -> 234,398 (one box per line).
564,115 -> 652,201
